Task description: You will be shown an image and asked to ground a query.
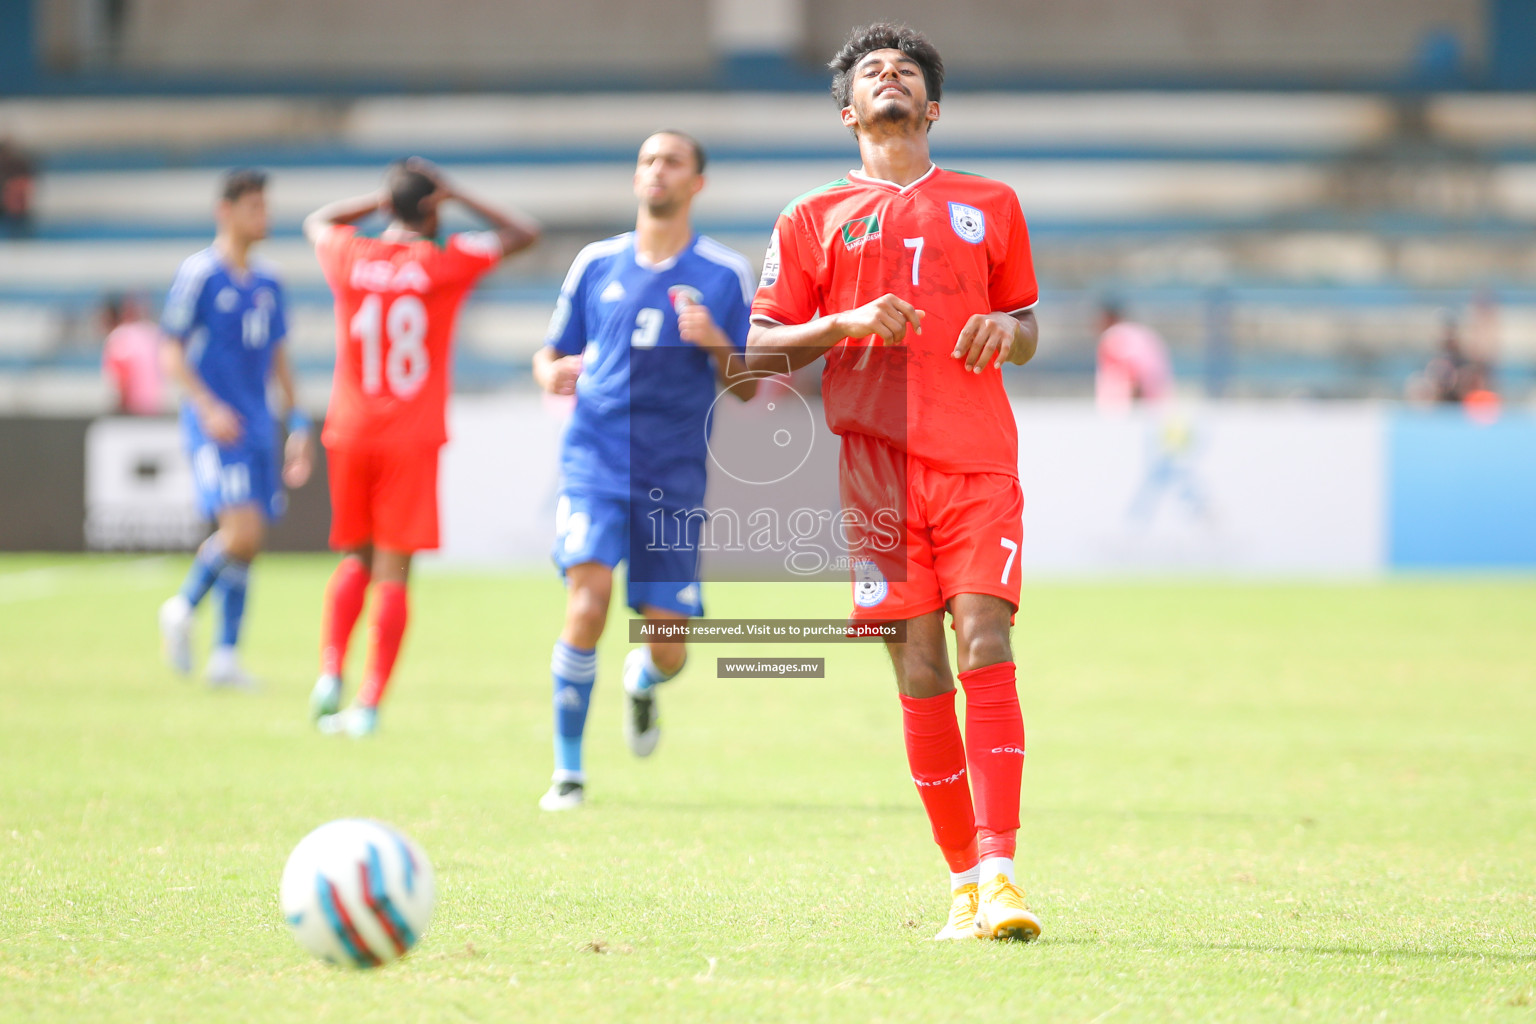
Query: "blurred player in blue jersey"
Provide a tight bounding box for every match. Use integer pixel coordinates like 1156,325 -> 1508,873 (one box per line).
532,131 -> 758,810
157,169 -> 313,688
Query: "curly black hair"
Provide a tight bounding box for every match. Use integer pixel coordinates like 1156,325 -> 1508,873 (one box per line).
828,23 -> 944,111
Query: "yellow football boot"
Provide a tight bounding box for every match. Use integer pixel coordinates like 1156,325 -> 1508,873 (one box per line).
973,874 -> 1042,942
932,883 -> 980,941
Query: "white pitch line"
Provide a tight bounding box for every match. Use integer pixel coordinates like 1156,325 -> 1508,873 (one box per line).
0,557 -> 169,604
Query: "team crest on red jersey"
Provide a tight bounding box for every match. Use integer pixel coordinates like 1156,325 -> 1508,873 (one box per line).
948,202 -> 986,243
840,214 -> 881,250
852,559 -> 888,608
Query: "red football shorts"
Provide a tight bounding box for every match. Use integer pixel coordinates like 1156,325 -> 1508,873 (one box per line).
839,433 -> 1023,623
325,442 -> 442,553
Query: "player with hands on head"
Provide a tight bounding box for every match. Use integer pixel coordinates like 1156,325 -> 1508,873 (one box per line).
533,130 -> 757,811
158,168 -> 313,690
747,24 -> 1043,941
303,158 -> 540,737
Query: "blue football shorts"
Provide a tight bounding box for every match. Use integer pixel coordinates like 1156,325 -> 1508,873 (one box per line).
551,489 -> 705,617
184,420 -> 284,521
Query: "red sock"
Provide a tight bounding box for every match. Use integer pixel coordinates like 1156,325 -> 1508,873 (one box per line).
959,662 -> 1025,861
321,558 -> 371,677
899,690 -> 978,872
357,581 -> 408,709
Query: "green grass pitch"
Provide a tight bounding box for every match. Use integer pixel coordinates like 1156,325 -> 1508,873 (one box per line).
1,555 -> 1533,1022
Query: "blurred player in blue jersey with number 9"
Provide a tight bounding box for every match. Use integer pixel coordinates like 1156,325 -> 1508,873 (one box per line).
533,131 -> 758,810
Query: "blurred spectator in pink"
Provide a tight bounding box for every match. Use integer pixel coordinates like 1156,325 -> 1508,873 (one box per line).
1095,302 -> 1173,413
0,139 -> 36,238
102,294 -> 166,414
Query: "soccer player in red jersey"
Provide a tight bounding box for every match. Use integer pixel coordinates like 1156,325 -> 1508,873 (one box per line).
748,24 -> 1043,941
302,159 -> 540,736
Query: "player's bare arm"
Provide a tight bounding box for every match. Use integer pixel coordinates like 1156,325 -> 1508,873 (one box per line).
405,157 -> 541,257
160,333 -> 242,444
952,309 -> 1040,373
532,346 -> 582,397
677,302 -> 758,401
271,345 -> 314,487
747,293 -> 926,372
302,189 -> 388,246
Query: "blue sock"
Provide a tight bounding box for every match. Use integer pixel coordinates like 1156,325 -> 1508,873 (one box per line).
215,558 -> 250,648
632,648 -> 681,693
178,535 -> 228,608
551,641 -> 597,778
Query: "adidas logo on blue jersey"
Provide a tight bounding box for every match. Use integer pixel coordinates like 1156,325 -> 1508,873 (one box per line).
600,280 -> 626,302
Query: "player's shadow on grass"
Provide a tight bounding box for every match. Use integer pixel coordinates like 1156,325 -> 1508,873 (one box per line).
622,798 -> 923,817
1027,806 -> 1298,823
622,800 -> 1297,822
1054,935 -> 1536,963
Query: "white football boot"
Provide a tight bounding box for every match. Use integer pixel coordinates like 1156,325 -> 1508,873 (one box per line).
205,645 -> 259,692
310,673 -> 343,720
317,705 -> 378,738
539,777 -> 585,811
159,595 -> 194,676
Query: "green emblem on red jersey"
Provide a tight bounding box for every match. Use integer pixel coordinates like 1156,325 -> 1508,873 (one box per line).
840,215 -> 881,249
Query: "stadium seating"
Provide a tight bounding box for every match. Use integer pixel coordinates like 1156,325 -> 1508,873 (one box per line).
1,91 -> 1533,410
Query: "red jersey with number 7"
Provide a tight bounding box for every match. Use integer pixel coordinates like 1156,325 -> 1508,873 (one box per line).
315,225 -> 503,449
751,166 -> 1037,476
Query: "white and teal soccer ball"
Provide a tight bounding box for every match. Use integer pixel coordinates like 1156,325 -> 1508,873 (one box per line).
279,819 -> 435,968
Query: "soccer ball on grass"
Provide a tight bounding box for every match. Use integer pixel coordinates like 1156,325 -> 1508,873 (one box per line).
279,818 -> 435,968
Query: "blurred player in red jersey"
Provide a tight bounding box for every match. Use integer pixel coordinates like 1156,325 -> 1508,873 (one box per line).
302,159 -> 540,736
748,24 -> 1043,941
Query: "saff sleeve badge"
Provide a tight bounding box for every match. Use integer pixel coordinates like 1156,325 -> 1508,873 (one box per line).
948,202 -> 986,243
759,229 -> 781,288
